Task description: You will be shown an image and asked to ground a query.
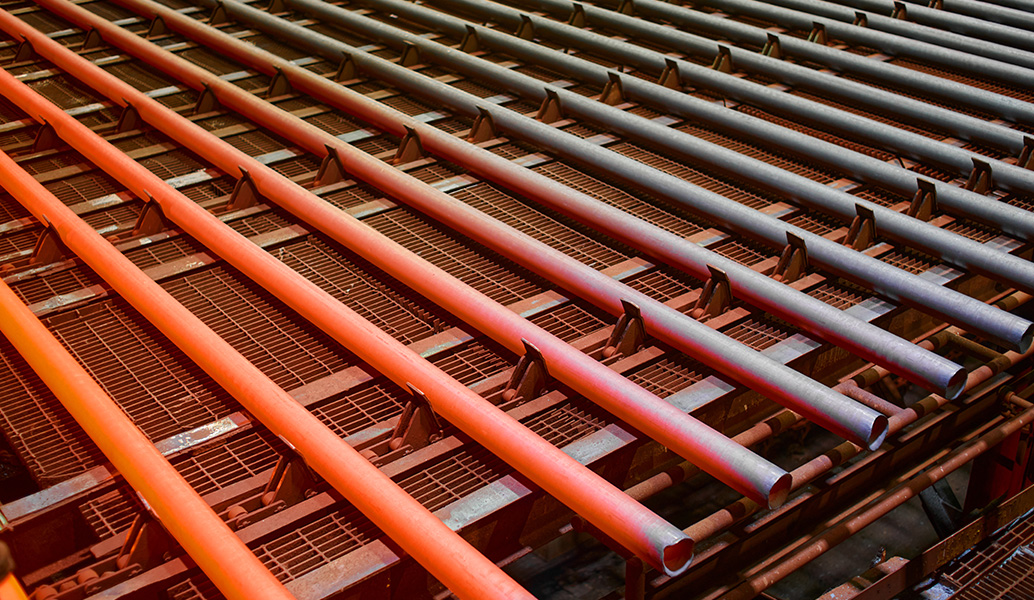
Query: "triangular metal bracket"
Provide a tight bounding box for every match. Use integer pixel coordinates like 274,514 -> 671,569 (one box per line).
965,158 -> 993,194
11,39 -> 35,64
393,125 -> 425,165
193,83 -> 219,115
658,58 -> 681,90
209,2 -> 231,25
389,384 -> 443,452
845,204 -> 878,250
603,299 -> 646,358
335,52 -> 358,82
31,122 -> 59,153
773,231 -> 808,283
261,454 -> 317,507
568,3 -> 587,27
459,25 -> 480,53
928,0 -> 943,9
891,1 -> 908,19
468,106 -> 498,143
600,72 -> 625,105
115,516 -> 171,573
502,339 -> 549,403
852,11 -> 868,27
1019,136 -> 1034,171
30,225 -> 64,266
399,42 -> 421,68
81,28 -> 104,51
807,22 -> 828,45
691,265 -> 732,319
536,88 -> 563,123
762,33 -> 782,59
116,102 -> 142,134
617,0 -> 635,15
315,145 -> 347,186
516,15 -> 535,40
227,168 -> 260,211
907,179 -> 938,221
146,15 -> 168,39
712,45 -> 733,73
266,67 -> 292,98
267,0 -> 287,13
133,194 -> 170,236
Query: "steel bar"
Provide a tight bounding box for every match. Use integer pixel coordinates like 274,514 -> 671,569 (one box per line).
99,2 -> 967,399
23,0 -> 811,504
212,0 -> 1034,354
919,0 -> 1034,30
784,0 -> 1034,55
0,19 -> 683,594
0,6 -> 706,576
412,0 -> 1034,222
0,151 -> 297,600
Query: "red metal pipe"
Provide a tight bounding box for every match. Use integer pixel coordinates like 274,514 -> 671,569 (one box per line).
0,150 -> 296,600
0,11 -> 692,580
17,0 -> 802,509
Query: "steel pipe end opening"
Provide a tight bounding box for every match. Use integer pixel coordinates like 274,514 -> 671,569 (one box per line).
661,537 -> 695,576
866,415 -> 890,451
767,472 -> 793,510
943,366 -> 969,401
1018,323 -> 1034,354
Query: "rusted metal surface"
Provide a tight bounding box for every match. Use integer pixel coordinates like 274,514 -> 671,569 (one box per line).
0,0 -> 1032,598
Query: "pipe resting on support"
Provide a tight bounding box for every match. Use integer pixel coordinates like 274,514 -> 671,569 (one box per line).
0,7 -> 694,580
0,153 -> 297,600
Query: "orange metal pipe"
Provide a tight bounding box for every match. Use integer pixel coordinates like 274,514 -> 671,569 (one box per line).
0,151 -> 296,600
0,12 -> 691,582
0,576 -> 26,600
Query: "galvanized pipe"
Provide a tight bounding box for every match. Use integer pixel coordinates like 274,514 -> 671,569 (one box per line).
786,0 -> 1034,55
920,0 -> 1034,30
231,0 -> 1033,353
28,0 -> 809,506
417,0 -> 1034,214
549,0 -> 1034,153
0,11 -> 686,589
670,0 -> 1034,86
0,151 -> 298,600
103,0 -> 967,400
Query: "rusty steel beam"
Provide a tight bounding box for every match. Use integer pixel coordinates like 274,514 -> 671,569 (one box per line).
0,6 -> 700,578
98,0 -> 972,403
195,0 -> 1034,355
26,0 -> 871,505
0,151 -> 297,600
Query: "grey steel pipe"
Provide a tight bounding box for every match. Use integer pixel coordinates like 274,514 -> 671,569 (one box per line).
917,0 -> 1034,30
102,0 -> 967,400
257,0 -> 1034,352
957,0 -> 1034,12
671,0 -> 1034,87
798,0 -> 1034,54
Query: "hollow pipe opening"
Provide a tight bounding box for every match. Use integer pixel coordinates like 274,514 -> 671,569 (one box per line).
866,414 -> 890,451
767,472 -> 793,510
661,537 -> 695,576
943,366 -> 969,401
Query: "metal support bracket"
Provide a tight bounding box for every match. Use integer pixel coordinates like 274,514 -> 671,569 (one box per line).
516,15 -> 535,40
468,106 -> 498,143
316,145 -> 347,186
226,168 -> 260,211
761,34 -> 782,59
459,25 -> 480,53
267,0 -> 287,13
116,102 -> 142,134
193,83 -> 219,115
502,339 -> 549,403
965,158 -> 993,194
907,179 -> 938,221
335,52 -> 358,81
389,384 -> 443,451
845,204 -> 878,250
31,122 -> 59,153
807,22 -> 828,45
394,125 -> 426,164
569,3 -> 587,27
928,0 -> 943,9
617,0 -> 635,15
265,67 -> 291,98
1018,137 -> 1034,171
691,265 -> 732,319
30,225 -> 64,266
773,231 -> 808,283
603,299 -> 646,358
853,11 -> 868,27
133,193 -> 170,236
146,15 -> 168,39
712,45 -> 733,73
80,28 -> 104,51
658,58 -> 681,90
537,88 -> 564,124
209,2 -> 231,26
115,516 -> 171,576
226,453 -> 317,530
399,42 -> 420,68
892,1 -> 909,19
11,39 -> 35,64
600,72 -> 625,106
